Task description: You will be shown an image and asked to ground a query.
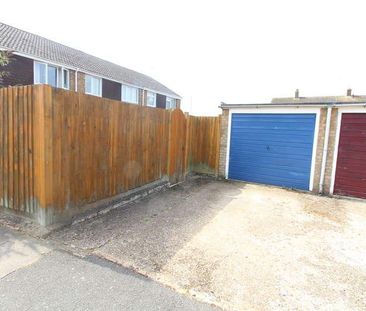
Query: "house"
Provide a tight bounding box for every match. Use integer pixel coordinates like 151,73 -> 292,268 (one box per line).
0,22 -> 181,109
219,89 -> 366,200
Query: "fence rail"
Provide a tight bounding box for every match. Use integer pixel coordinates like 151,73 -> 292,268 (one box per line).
0,85 -> 220,224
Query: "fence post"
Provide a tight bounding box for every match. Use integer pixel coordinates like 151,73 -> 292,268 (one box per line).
215,116 -> 221,176
184,113 -> 191,175
32,85 -> 53,223
167,109 -> 187,184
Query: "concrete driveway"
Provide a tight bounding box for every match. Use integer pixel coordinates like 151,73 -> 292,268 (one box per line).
50,177 -> 366,311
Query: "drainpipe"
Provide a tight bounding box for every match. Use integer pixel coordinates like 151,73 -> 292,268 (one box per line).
75,69 -> 79,92
319,106 -> 332,193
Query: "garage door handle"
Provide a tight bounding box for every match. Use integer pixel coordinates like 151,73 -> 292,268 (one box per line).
266,145 -> 270,151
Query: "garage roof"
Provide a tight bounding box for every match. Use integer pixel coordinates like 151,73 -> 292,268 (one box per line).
220,94 -> 366,109
271,95 -> 366,105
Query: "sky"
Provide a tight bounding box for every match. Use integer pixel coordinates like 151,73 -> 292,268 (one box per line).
1,0 -> 366,115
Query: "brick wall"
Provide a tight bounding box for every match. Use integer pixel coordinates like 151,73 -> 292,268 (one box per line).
68,70 -> 75,91
77,72 -> 85,94
312,108 -> 327,193
142,90 -> 148,106
322,108 -> 339,194
218,109 -> 229,177
138,89 -> 144,105
176,99 -> 181,109
311,108 -> 339,194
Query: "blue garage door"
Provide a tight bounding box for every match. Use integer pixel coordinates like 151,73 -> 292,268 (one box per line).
228,113 -> 316,190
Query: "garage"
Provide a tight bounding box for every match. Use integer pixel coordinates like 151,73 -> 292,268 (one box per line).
228,113 -> 317,191
333,113 -> 366,199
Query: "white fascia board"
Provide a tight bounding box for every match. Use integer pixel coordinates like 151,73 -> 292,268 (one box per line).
227,106 -> 321,114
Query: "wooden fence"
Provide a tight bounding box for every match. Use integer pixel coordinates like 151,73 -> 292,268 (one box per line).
186,115 -> 221,175
0,85 -> 220,224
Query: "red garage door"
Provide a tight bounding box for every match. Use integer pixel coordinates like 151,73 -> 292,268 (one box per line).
334,113 -> 366,199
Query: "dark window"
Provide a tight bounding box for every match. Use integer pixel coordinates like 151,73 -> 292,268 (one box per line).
102,78 -> 121,101
156,94 -> 166,109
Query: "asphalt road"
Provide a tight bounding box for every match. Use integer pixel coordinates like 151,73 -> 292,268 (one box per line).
0,228 -> 217,311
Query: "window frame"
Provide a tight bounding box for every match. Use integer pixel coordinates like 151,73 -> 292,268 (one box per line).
47,65 -> 58,88
34,61 -> 48,85
85,74 -> 102,97
166,97 -> 177,110
62,68 -> 70,90
34,61 -> 71,90
146,91 -> 157,107
121,84 -> 139,104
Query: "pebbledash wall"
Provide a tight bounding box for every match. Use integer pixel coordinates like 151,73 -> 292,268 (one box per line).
218,105 -> 361,196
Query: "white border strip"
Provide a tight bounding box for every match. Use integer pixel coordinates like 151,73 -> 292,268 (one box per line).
225,107 -> 321,191
329,106 -> 366,194
225,111 -> 232,178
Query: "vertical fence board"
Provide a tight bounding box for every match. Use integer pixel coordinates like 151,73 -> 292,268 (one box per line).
168,109 -> 187,184
0,89 -> 3,208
